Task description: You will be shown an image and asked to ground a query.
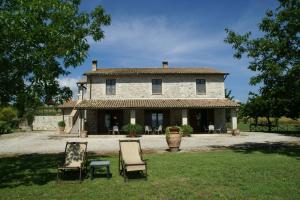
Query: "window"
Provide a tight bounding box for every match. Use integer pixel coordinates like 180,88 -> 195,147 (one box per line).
152,79 -> 162,94
196,79 -> 206,94
106,79 -> 116,95
151,112 -> 163,128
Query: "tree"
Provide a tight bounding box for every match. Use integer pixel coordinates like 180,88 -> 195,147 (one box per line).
0,0 -> 111,114
225,89 -> 234,100
225,0 -> 300,119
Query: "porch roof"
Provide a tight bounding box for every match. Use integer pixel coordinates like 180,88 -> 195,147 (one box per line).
75,99 -> 239,110
57,100 -> 77,109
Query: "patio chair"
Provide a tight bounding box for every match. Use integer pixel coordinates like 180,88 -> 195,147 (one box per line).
57,142 -> 88,182
144,125 -> 152,134
216,127 -> 222,133
154,125 -> 162,134
208,125 -> 215,133
119,140 -> 147,182
113,125 -> 119,135
204,126 -> 209,133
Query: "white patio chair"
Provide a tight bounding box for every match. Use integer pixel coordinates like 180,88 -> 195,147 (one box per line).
113,126 -> 119,135
208,125 -> 215,133
216,127 -> 222,133
144,126 -> 152,134
154,125 -> 162,134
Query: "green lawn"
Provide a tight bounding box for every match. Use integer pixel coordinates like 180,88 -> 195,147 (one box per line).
1,144 -> 300,200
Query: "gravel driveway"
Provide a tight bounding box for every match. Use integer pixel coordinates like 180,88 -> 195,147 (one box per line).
0,131 -> 299,155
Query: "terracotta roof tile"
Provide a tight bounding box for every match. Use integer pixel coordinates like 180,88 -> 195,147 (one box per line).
57,100 -> 77,109
75,99 -> 239,109
84,67 -> 227,76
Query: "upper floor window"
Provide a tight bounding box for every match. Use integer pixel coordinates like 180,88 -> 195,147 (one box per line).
196,79 -> 206,95
152,79 -> 162,94
106,79 -> 116,95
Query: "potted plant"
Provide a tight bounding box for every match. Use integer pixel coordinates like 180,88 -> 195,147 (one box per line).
58,121 -> 65,134
180,124 -> 193,137
122,123 -> 143,137
165,126 -> 183,152
231,129 -> 240,136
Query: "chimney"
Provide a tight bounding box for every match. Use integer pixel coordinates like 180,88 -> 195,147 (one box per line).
92,60 -> 98,71
162,60 -> 168,68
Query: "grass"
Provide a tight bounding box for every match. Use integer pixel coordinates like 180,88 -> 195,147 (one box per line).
0,144 -> 300,200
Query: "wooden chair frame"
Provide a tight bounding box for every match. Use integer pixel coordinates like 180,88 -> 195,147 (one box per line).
57,142 -> 88,182
119,140 -> 148,182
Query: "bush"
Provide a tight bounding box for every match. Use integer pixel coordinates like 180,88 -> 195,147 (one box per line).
24,108 -> 35,126
58,121 -> 66,127
122,123 -> 143,134
165,126 -> 183,138
0,107 -> 17,122
0,121 -> 12,134
180,125 -> 193,136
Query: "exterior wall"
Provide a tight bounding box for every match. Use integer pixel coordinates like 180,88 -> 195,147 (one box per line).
86,74 -> 225,100
33,115 -> 64,131
214,108 -> 226,132
86,110 -> 98,133
136,109 -> 144,126
170,109 -> 182,126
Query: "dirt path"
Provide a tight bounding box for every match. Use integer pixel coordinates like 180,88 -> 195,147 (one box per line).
0,131 -> 299,155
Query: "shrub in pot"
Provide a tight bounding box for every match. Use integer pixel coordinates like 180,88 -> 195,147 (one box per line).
122,123 -> 143,137
58,121 -> 65,133
0,121 -> 12,134
180,124 -> 193,137
165,126 -> 183,152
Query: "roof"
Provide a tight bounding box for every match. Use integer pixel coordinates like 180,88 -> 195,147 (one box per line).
57,100 -> 77,109
84,67 -> 228,76
75,99 -> 239,109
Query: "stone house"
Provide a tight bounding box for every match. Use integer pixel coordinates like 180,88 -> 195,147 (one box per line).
59,60 -> 239,134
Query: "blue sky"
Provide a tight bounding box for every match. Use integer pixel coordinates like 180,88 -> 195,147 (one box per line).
59,0 -> 278,102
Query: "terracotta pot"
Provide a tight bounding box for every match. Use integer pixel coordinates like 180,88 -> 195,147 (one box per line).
169,127 -> 180,132
231,129 -> 240,136
166,131 -> 182,152
58,126 -> 65,134
129,131 -> 136,137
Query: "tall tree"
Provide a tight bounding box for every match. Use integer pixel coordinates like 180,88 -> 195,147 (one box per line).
0,0 -> 111,114
225,0 -> 300,118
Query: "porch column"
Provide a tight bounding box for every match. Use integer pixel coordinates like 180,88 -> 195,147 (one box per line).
231,109 -> 238,130
130,110 -> 136,124
182,109 -> 188,125
79,110 -> 83,134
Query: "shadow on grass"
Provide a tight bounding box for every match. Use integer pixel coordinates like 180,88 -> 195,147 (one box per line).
0,153 -> 62,188
227,142 -> 300,159
0,153 -> 112,188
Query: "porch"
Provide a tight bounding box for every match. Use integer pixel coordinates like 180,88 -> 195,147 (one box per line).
75,99 -> 239,135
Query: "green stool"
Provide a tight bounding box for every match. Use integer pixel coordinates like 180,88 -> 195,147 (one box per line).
90,160 -> 111,179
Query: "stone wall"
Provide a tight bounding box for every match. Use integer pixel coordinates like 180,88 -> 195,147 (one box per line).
32,115 -> 63,131
85,74 -> 225,100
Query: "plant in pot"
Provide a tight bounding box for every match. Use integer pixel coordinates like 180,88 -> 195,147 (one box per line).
165,126 -> 183,152
231,129 -> 240,136
180,124 -> 193,137
122,123 -> 143,137
58,121 -> 65,133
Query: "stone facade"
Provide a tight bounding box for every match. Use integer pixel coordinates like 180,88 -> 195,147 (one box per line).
33,115 -> 64,131
85,74 -> 225,100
